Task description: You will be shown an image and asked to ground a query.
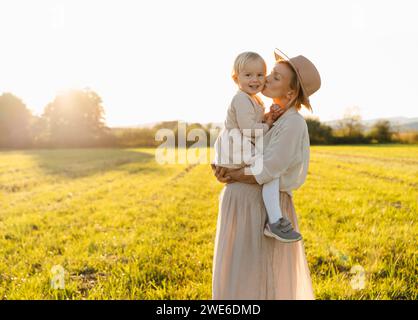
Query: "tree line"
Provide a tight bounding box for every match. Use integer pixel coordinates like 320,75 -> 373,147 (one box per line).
0,90 -> 111,148
0,90 -> 416,149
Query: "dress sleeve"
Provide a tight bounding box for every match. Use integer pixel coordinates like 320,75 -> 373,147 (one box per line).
250,116 -> 304,185
232,93 -> 269,137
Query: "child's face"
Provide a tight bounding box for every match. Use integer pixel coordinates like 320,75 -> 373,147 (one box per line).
235,59 -> 266,95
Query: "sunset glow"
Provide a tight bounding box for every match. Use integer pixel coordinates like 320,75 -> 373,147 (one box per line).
0,0 -> 417,127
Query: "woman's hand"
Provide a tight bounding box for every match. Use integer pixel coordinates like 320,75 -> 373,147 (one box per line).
211,164 -> 234,184
223,167 -> 258,184
210,165 -> 258,184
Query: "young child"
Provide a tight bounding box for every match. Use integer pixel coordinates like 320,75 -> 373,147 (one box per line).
213,51 -> 302,243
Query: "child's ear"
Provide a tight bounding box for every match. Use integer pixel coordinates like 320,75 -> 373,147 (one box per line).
232,74 -> 238,84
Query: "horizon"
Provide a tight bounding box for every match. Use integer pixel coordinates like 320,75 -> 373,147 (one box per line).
1,0 -> 418,127
111,115 -> 418,129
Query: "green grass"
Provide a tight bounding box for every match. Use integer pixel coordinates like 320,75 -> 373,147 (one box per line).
0,145 -> 416,299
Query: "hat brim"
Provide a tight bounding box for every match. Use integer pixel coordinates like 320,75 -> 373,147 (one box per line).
274,48 -> 312,111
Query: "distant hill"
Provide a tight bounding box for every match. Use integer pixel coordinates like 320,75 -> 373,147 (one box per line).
324,117 -> 418,132
396,121 -> 418,131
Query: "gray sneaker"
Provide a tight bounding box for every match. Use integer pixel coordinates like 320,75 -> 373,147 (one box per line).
264,217 -> 302,243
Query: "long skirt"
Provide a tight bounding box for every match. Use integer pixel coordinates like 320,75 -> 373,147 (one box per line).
212,182 -> 314,300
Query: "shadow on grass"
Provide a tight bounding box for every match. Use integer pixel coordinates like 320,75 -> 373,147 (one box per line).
26,148 -> 158,179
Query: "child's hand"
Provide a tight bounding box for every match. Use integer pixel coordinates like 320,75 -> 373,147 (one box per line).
264,112 -> 274,127
270,104 -> 287,121
263,112 -> 272,122
270,104 -> 281,112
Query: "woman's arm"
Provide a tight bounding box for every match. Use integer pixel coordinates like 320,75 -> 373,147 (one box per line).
224,167 -> 258,184
211,165 -> 257,184
249,116 -> 305,185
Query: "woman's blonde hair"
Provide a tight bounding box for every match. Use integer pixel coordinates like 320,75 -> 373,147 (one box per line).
279,60 -> 312,112
232,52 -> 266,81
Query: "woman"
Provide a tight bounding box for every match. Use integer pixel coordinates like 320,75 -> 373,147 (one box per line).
211,48 -> 321,300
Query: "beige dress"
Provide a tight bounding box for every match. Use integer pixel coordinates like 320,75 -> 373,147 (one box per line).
212,106 -> 314,300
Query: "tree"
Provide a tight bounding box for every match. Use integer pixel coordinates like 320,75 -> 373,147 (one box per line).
333,106 -> 370,143
337,107 -> 364,138
42,88 -> 109,147
368,120 -> 392,143
29,115 -> 49,147
305,117 -> 333,144
0,93 -> 32,148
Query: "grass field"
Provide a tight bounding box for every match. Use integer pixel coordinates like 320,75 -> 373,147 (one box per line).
0,145 -> 417,299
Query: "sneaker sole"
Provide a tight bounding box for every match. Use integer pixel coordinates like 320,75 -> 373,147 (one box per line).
264,228 -> 302,243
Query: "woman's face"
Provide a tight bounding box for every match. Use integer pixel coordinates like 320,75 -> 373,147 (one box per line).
262,62 -> 294,101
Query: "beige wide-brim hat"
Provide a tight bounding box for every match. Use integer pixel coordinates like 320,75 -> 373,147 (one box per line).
274,48 -> 321,111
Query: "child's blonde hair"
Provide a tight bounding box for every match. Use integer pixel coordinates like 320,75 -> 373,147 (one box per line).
232,51 -> 267,81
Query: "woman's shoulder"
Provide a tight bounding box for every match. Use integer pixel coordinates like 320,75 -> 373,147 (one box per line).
282,109 -> 306,125
276,110 -> 308,134
291,112 -> 307,124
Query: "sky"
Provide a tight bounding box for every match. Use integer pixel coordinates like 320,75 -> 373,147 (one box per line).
0,0 -> 417,127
